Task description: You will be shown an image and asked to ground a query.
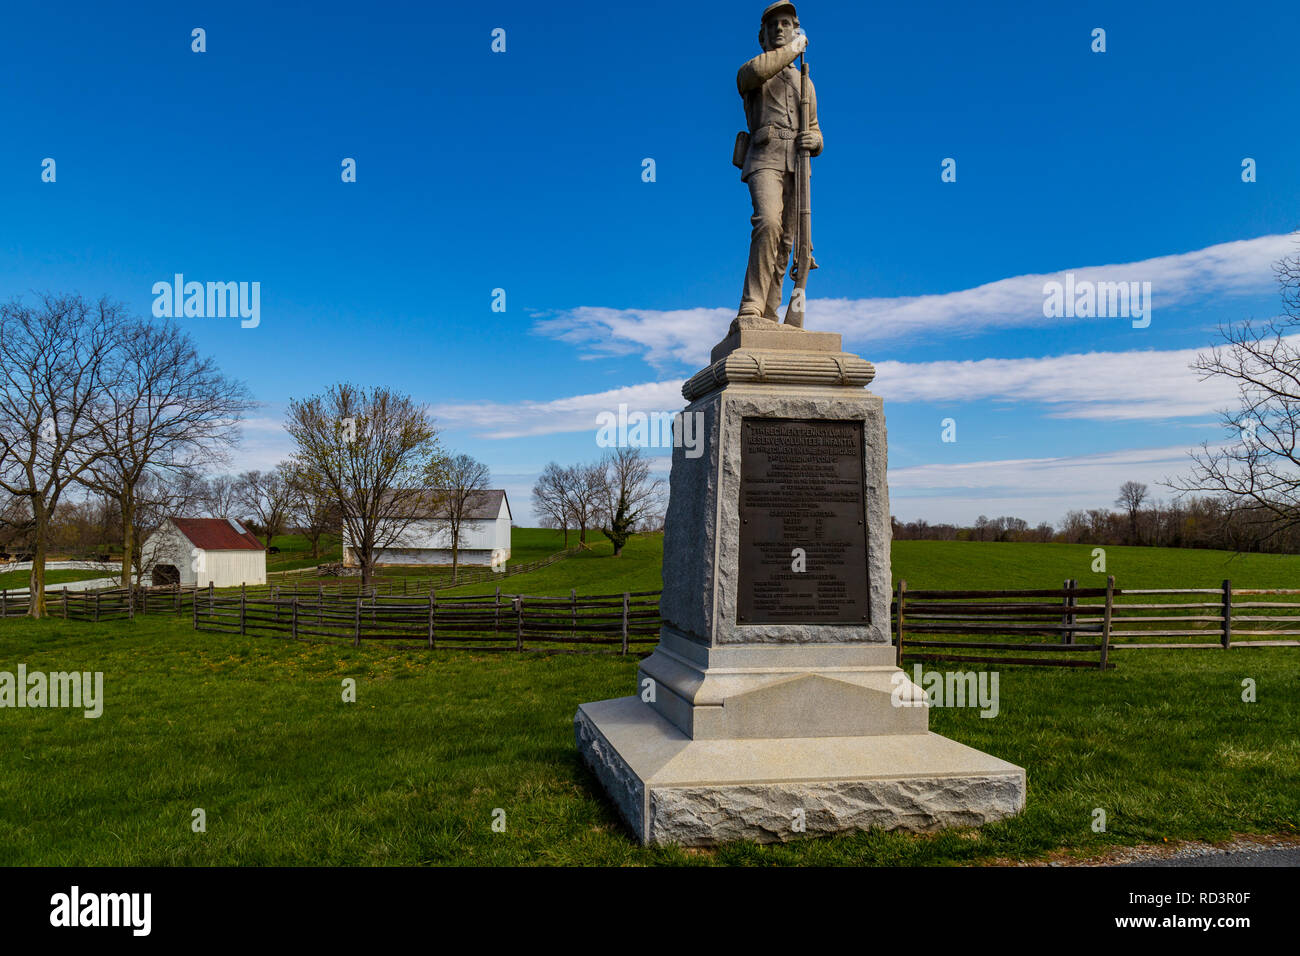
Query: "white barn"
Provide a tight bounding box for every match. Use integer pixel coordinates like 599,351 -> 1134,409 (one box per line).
343,490 -> 512,568
144,517 -> 267,588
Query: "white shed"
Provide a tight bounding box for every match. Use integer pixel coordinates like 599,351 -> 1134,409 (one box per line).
343,490 -> 512,568
143,517 -> 268,588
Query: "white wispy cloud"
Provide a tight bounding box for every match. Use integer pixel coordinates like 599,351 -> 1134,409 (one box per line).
533,233 -> 1297,368
431,339 -> 1248,438
430,381 -> 686,439
872,344 -> 1246,419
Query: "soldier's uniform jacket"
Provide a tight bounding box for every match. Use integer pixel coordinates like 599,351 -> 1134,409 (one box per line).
738,51 -> 821,182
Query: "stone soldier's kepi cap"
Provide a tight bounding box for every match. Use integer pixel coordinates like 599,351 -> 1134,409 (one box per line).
760,1 -> 797,24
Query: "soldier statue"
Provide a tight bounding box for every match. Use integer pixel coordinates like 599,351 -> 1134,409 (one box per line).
733,0 -> 822,332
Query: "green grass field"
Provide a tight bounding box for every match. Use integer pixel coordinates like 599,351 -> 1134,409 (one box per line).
439,535 -> 1300,597
0,568 -> 112,591
0,613 -> 1295,865
265,527 -> 587,583
1,534 -> 1297,866
264,532 -> 340,573
891,539 -> 1300,590
444,530 -> 662,596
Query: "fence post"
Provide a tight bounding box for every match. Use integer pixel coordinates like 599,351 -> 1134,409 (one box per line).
174,583 -> 181,614
1,590 -> 6,618
192,586 -> 199,629
64,587 -> 69,619
354,596 -> 361,647
428,591 -> 437,650
1060,579 -> 1068,643
95,591 -> 101,623
571,588 -> 577,639
240,589 -> 246,636
515,596 -> 523,651
894,580 -> 907,667
494,587 -> 501,636
1100,575 -> 1114,669
1061,579 -> 1078,644
621,592 -> 630,654
1069,578 -> 1078,643
1222,579 -> 1232,649
291,596 -> 298,641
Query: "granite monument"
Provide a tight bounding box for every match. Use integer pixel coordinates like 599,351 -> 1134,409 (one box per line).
574,1 -> 1026,846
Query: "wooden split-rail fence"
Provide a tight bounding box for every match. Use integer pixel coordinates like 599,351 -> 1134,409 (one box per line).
5,577 -> 1300,668
191,587 -> 663,653
893,577 -> 1300,669
0,584 -> 201,622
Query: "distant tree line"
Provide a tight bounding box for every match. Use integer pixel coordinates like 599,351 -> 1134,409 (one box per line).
892,483 -> 1300,554
531,447 -> 664,557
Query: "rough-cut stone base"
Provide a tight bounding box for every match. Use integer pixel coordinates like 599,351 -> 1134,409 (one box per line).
576,696 -> 1026,847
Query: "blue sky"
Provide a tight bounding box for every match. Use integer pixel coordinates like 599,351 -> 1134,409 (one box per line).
2,0 -> 1297,525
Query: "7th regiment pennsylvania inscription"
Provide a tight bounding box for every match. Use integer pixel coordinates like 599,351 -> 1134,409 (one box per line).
737,418 -> 870,624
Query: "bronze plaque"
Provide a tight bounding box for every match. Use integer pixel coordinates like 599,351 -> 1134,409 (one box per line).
736,418 -> 870,624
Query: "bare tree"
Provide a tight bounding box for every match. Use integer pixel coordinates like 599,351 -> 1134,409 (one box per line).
564,461 -> 605,547
82,318 -> 252,586
594,447 -> 664,557
430,453 -> 491,584
201,474 -> 244,519
0,294 -> 118,616
1171,244 -> 1300,542
284,462 -> 341,559
284,384 -> 443,588
532,462 -> 574,548
1115,481 -> 1148,545
239,464 -> 294,549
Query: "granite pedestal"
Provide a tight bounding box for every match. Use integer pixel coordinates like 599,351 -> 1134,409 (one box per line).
576,328 -> 1026,846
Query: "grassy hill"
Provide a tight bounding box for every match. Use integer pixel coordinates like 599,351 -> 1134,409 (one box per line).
892,540 -> 1300,589
440,534 -> 1300,596
266,528 -> 588,582
446,531 -> 662,596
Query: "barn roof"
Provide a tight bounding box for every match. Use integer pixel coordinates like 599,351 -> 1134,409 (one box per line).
380,489 -> 511,521
461,489 -> 510,521
170,517 -> 265,551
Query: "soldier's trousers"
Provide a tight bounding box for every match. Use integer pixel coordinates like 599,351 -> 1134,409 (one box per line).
738,167 -> 797,319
